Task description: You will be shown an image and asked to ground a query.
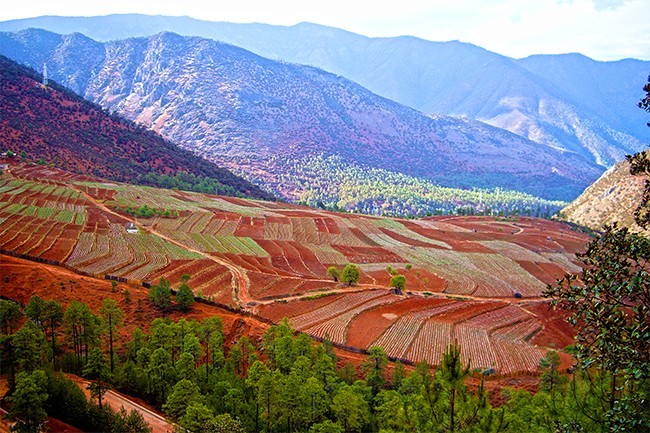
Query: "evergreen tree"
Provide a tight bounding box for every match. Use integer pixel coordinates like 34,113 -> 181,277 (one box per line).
42,300 -> 64,366
176,281 -> 195,312
363,346 -> 388,397
149,277 -> 172,311
8,370 -> 48,433
100,298 -> 124,373
83,347 -> 111,409
12,321 -> 49,373
163,378 -> 203,420
25,295 -> 47,329
0,299 -> 21,335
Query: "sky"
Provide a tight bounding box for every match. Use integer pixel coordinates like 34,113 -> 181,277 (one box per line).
0,0 -> 648,61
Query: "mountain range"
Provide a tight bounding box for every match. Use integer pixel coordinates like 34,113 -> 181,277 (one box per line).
1,14 -> 647,170
0,28 -> 604,207
0,54 -> 273,200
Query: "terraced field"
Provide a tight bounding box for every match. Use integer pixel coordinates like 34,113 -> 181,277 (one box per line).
0,163 -> 590,373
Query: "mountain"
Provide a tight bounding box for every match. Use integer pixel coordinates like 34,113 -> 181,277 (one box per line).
0,54 -> 273,200
560,151 -> 648,233
0,29 -> 601,206
0,14 -> 647,169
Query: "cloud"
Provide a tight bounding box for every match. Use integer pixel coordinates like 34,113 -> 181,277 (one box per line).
591,0 -> 630,10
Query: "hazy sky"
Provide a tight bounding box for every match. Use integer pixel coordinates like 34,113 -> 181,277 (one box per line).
1,0 -> 648,60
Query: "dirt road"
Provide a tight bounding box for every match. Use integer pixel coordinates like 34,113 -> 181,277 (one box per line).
66,374 -> 173,433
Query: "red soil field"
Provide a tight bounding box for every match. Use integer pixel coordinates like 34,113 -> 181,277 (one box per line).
433,301 -> 508,323
314,217 -> 341,234
399,221 -> 495,252
345,297 -> 454,348
234,216 -> 266,238
516,260 -> 568,285
524,301 -> 576,349
0,253 -> 267,348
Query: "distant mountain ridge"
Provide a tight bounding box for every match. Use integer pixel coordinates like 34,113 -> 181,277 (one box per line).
0,54 -> 274,200
0,29 -> 602,205
0,14 -> 647,169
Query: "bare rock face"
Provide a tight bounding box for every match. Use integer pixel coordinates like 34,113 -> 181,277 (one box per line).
560,156 -> 648,234
1,29 -> 604,201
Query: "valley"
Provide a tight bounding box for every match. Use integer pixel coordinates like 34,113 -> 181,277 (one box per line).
0,11 -> 647,433
0,162 -> 588,375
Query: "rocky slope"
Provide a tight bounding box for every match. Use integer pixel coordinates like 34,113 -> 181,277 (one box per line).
0,14 -> 646,169
0,54 -> 273,200
0,29 -> 601,202
560,153 -> 647,233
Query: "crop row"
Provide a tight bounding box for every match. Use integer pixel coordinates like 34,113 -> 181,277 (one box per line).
290,290 -> 388,329
371,302 -> 464,359
462,305 -> 530,331
406,321 -> 454,365
304,294 -> 398,344
492,317 -> 542,343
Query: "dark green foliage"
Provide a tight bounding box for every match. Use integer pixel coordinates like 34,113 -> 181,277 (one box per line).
7,294 -> 649,433
285,154 -> 566,218
331,384 -> 370,432
42,299 -> 64,365
43,371 -> 89,428
363,346 -> 388,397
8,370 -> 49,433
136,171 -> 246,198
63,300 -> 100,372
149,277 -> 172,311
341,263 -> 360,286
309,420 -> 344,433
180,402 -> 216,433
164,379 -> 203,420
539,351 -> 565,393
176,282 -> 195,312
0,298 -> 21,334
545,226 -> 649,377
12,321 -> 49,373
83,347 -> 111,409
25,295 -> 46,328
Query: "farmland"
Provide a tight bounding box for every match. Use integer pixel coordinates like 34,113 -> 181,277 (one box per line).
0,163 -> 590,374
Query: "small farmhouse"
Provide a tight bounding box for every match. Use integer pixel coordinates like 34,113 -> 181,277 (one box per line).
125,222 -> 138,234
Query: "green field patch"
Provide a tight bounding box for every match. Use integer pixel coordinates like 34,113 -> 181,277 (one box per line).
189,233 -> 268,256
126,232 -> 204,260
